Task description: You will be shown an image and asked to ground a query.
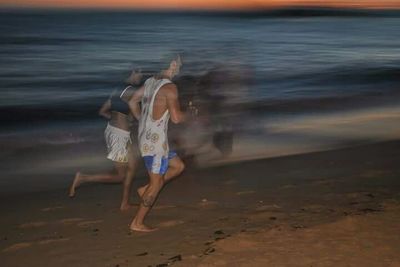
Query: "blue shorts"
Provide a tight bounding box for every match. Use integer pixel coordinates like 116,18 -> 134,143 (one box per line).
143,151 -> 177,175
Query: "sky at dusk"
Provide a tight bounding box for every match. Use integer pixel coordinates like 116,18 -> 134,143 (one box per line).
2,0 -> 400,10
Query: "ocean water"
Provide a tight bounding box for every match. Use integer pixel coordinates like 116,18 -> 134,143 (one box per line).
1,9 -> 400,193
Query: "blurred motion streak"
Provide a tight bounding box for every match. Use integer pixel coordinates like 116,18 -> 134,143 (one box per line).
0,7 -> 400,193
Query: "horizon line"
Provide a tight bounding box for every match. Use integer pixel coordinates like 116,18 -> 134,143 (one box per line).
2,5 -> 400,12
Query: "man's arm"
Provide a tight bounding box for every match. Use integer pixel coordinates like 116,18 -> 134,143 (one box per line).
98,99 -> 112,119
128,86 -> 145,120
165,84 -> 185,124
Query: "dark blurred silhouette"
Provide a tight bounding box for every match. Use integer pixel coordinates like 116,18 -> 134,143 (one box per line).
173,62 -> 253,164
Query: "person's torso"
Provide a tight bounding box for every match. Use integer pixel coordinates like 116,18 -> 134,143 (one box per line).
110,85 -> 132,115
138,77 -> 172,156
108,85 -> 135,131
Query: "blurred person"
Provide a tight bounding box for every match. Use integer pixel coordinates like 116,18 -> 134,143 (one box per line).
69,69 -> 142,211
128,54 -> 189,232
198,65 -> 234,156
168,65 -> 244,165
196,62 -> 252,157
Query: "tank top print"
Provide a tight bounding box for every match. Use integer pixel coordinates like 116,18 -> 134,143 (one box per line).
138,77 -> 172,158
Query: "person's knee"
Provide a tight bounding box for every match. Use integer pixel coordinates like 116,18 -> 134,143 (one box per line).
177,160 -> 185,175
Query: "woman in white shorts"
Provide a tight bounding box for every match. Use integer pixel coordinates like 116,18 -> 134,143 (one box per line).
69,70 -> 142,211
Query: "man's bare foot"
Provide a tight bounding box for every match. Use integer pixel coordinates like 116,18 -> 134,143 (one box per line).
69,172 -> 82,198
120,203 -> 135,212
130,222 -> 157,232
137,185 -> 148,198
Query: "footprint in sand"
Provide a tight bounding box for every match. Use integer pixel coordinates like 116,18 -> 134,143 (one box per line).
58,218 -> 85,225
41,206 -> 63,212
19,221 -> 47,229
2,242 -> 32,252
236,191 -> 255,196
157,220 -> 185,228
38,238 -> 70,245
2,239 -> 71,253
77,220 -> 103,227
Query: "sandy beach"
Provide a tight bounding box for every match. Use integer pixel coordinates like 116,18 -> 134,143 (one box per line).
1,140 -> 400,267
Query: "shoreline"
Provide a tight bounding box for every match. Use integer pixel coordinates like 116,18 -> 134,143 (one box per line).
1,138 -> 399,197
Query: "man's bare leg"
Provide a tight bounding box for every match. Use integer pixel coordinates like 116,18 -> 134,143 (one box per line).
137,156 -> 185,197
69,162 -> 126,197
120,148 -> 138,211
130,172 -> 164,232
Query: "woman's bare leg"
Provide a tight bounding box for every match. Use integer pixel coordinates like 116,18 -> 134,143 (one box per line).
69,162 -> 126,197
120,147 -> 139,211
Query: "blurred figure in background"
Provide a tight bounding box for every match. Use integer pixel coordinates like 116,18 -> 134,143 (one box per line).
174,61 -> 252,165
69,69 -> 142,211
199,65 -> 234,156
200,63 -> 252,156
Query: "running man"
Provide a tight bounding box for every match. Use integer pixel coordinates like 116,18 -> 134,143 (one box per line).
69,69 -> 142,211
128,54 -> 187,232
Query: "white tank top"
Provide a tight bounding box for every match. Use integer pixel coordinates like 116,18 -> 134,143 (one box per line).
138,77 -> 172,157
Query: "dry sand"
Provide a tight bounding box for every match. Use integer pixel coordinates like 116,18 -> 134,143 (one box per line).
1,140 -> 400,267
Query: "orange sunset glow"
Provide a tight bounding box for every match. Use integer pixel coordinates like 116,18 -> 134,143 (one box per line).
2,0 -> 400,10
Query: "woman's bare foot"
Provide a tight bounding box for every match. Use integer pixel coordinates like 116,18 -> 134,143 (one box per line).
130,222 -> 157,232
69,172 -> 82,198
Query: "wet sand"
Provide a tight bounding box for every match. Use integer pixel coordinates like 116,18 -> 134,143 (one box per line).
1,140 -> 400,266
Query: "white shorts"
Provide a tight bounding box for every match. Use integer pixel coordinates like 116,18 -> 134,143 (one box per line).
104,123 -> 131,163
